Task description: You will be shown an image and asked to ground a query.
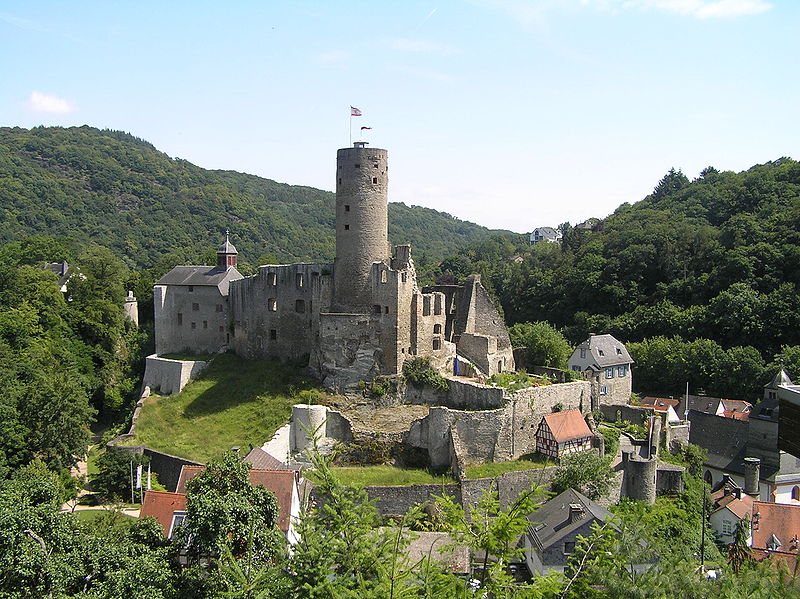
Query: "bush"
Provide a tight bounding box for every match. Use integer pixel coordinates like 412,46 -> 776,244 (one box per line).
93,448 -> 150,502
486,370 -> 549,391
550,451 -> 613,500
402,357 -> 449,392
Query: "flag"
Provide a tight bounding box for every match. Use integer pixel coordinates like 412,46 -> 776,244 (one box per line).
360,126 -> 372,130
350,106 -> 362,116
147,464 -> 151,491
135,464 -> 142,489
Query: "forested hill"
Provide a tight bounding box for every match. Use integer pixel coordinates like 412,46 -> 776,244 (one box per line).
0,126 -> 501,269
426,159 -> 800,397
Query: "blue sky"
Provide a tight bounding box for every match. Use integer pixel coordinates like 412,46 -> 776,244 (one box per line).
1,0 -> 797,232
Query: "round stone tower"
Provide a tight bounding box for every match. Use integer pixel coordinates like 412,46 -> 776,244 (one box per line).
333,142 -> 389,310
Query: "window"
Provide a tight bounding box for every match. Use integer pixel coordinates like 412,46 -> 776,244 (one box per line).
433,324 -> 442,334
564,541 -> 576,554
433,338 -> 441,350
296,273 -> 304,288
617,366 -> 626,377
384,306 -> 389,314
598,349 -> 605,356
401,272 -> 407,283
177,313 -> 183,325
373,304 -> 382,314
188,286 -> 193,292
268,272 -> 277,285
192,303 -> 199,311
616,347 -> 622,355
600,385 -> 608,396
704,471 -> 713,485
434,295 -> 442,315
338,178 -> 342,184
270,329 -> 277,340
203,321 -> 208,329
572,365 -> 581,372
216,304 -> 223,312
268,298 -> 277,311
219,325 -> 224,332
372,177 -> 378,184
295,299 -> 305,313
191,322 -> 196,330
345,205 -> 350,212
168,512 -> 187,539
792,486 -> 800,501
344,224 -> 350,230
722,520 -> 733,535
580,349 -> 586,359
381,270 -> 387,283
423,296 -> 431,316
605,368 -> 614,379
354,163 -> 360,168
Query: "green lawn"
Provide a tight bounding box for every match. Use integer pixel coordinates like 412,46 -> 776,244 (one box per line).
73,509 -> 137,524
311,465 -> 455,487
464,454 -> 556,479
124,354 -> 327,462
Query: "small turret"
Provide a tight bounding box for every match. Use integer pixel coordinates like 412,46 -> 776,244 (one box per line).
217,231 -> 238,269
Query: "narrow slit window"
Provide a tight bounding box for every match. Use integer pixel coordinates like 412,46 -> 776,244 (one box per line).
270,329 -> 277,340
295,299 -> 305,313
372,177 -> 378,184
344,205 -> 350,212
296,273 -> 304,288
268,298 -> 277,311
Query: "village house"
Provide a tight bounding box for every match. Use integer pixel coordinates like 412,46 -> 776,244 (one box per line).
529,226 -> 562,245
640,397 -> 682,423
535,409 -> 594,460
676,395 -> 753,421
709,484 -> 755,545
140,459 -> 304,546
567,334 -> 633,405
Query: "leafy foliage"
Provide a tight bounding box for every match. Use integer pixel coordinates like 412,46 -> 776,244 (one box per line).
402,357 -> 449,392
509,321 -> 572,369
550,452 -> 614,500
0,126 -> 501,271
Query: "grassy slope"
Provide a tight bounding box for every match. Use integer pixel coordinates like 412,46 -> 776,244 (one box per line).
464,454 -> 555,479
322,465 -> 454,487
126,354 -> 325,462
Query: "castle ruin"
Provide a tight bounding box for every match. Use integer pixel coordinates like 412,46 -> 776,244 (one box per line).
153,142 -> 513,390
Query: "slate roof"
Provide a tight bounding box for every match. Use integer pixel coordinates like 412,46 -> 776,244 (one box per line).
752,501 -> 800,556
574,334 -> 633,368
139,491 -> 187,537
155,265 -> 242,295
527,488 -> 612,551
765,369 -> 794,389
218,235 -> 238,254
176,465 -> 297,533
243,446 -> 296,471
540,410 -> 593,443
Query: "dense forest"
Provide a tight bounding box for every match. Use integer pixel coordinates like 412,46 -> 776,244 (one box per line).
421,160 -> 800,400
0,126 -> 501,270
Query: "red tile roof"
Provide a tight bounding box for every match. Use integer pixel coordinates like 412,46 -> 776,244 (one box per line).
541,410 -> 593,443
752,501 -> 800,556
176,465 -> 297,533
640,397 -> 680,412
140,491 -> 187,537
711,490 -> 754,520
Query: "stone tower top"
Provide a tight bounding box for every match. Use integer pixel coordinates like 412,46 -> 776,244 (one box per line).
333,144 -> 389,310
216,231 -> 238,270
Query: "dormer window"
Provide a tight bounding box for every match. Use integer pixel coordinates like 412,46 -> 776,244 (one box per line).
598,349 -> 604,356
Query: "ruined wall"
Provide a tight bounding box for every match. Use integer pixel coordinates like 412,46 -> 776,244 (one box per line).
361,484 -> 462,517
142,354 -> 208,396
407,380 -> 592,469
112,445 -> 203,493
230,264 -> 331,361
154,285 -> 230,355
312,312 -> 383,390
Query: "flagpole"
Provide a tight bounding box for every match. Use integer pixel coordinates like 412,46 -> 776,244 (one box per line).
349,110 -> 352,146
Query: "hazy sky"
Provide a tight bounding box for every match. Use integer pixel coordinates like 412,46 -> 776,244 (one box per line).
2,0 -> 797,232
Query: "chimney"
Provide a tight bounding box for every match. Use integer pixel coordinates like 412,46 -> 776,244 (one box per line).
568,503 -> 585,523
721,473 -> 734,488
744,457 -> 760,496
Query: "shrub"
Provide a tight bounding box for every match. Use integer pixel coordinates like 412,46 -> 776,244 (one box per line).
486,370 -> 550,391
402,357 -> 449,392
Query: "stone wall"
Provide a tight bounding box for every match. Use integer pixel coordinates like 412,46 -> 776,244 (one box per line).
111,445 -> 203,493
230,263 -> 332,361
599,403 -> 650,425
360,484 -> 462,517
154,284 -> 230,355
312,312 -> 383,390
142,354 -> 208,396
407,380 -> 592,470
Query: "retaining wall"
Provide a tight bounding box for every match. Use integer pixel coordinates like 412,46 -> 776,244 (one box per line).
142,354 -> 208,396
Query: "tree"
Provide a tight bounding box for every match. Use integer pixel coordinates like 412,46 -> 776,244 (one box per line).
550,452 -> 613,500
93,448 -> 149,502
174,452 -> 285,566
509,321 -> 572,369
726,518 -> 752,573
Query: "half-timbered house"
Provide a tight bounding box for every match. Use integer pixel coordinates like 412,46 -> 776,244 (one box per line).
535,409 -> 593,460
